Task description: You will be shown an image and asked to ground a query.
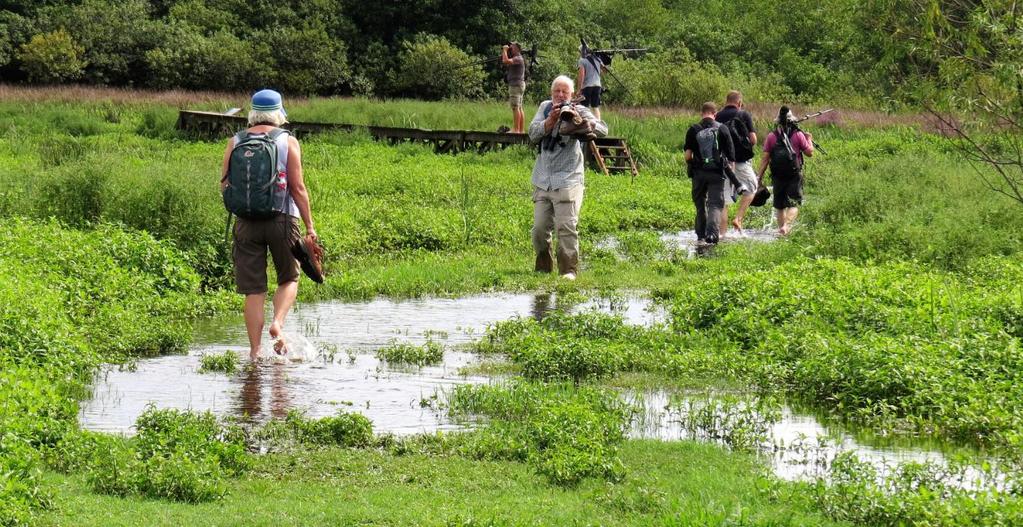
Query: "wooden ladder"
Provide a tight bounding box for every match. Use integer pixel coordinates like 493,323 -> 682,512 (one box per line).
588,137 -> 638,179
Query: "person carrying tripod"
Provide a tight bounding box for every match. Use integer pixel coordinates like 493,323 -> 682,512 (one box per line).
756,106 -> 814,235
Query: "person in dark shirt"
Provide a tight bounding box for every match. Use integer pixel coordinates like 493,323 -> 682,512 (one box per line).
715,90 -> 758,235
684,101 -> 735,245
501,42 -> 526,133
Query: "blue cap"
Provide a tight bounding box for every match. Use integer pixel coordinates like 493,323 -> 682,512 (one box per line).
251,89 -> 286,116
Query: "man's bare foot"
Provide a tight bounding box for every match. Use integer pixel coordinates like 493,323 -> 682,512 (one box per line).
249,350 -> 260,361
269,322 -> 288,355
779,224 -> 791,235
731,218 -> 743,233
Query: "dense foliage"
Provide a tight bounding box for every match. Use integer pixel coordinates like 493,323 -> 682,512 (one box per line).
1,0 -> 1007,107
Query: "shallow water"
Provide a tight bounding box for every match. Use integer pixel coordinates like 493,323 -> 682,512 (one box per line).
596,228 -> 778,260
628,390 -> 1006,489
79,293 -> 661,435
660,228 -> 779,258
80,293 -> 1003,487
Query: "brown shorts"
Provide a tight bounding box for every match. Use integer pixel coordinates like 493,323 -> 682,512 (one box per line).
233,215 -> 301,294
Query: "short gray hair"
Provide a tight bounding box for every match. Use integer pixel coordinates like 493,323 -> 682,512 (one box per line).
551,75 -> 574,93
247,108 -> 287,127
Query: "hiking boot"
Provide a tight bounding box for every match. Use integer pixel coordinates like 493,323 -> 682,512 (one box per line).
561,272 -> 576,281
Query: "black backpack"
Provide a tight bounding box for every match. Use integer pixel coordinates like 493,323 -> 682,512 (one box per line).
222,128 -> 290,219
728,114 -> 752,154
768,128 -> 802,179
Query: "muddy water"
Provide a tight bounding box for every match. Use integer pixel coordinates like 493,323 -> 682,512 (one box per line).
79,293 -> 661,435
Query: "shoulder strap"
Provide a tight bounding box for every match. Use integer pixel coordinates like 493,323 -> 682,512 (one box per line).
542,101 -> 554,119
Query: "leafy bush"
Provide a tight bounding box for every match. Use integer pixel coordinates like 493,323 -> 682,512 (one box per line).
16,29 -> 86,83
258,27 -> 349,95
613,52 -> 729,107
395,34 -> 485,100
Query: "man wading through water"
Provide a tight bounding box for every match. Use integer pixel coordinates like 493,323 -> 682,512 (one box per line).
684,101 -> 736,246
220,89 -> 317,360
716,90 -> 758,235
528,75 -> 607,279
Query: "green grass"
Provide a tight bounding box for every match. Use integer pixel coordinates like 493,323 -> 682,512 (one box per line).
36,441 -> 844,527
2,90 -> 1023,525
375,340 -> 445,366
197,350 -> 239,374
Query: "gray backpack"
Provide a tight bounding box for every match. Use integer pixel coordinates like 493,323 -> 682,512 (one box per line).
695,121 -> 722,170
222,128 -> 289,219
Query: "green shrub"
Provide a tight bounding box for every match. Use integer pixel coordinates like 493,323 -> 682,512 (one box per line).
16,29 -> 86,83
613,52 -> 729,107
396,34 -> 485,100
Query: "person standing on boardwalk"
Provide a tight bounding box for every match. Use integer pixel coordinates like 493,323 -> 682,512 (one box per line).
220,89 -> 317,360
684,101 -> 736,246
716,90 -> 758,235
756,106 -> 814,235
528,75 -> 608,279
576,46 -> 606,120
501,42 -> 527,133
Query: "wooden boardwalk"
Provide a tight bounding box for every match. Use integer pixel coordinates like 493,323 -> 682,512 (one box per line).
177,110 -> 531,153
177,110 -> 638,175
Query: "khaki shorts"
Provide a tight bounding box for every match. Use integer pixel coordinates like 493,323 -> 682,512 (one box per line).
509,84 -> 525,108
726,161 -> 758,205
233,215 -> 301,294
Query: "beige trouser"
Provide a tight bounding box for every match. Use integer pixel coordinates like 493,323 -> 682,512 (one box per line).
531,184 -> 584,275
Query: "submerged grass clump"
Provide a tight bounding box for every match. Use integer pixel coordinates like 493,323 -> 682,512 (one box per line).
375,340 -> 444,366
813,452 -> 1023,526
197,350 -> 239,374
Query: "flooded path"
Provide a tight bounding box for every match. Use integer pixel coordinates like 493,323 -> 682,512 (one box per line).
80,293 -> 1002,487
80,293 -> 660,435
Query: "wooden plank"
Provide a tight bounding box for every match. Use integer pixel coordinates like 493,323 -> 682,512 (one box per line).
176,111 -> 635,177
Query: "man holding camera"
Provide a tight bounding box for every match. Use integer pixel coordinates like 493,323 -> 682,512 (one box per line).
501,42 -> 526,133
527,75 -> 608,279
684,101 -> 736,246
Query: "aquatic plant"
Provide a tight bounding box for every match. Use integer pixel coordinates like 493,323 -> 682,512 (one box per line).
375,340 -> 444,367
197,350 -> 239,374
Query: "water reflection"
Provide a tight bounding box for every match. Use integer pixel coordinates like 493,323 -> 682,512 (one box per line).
236,364 -> 293,421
